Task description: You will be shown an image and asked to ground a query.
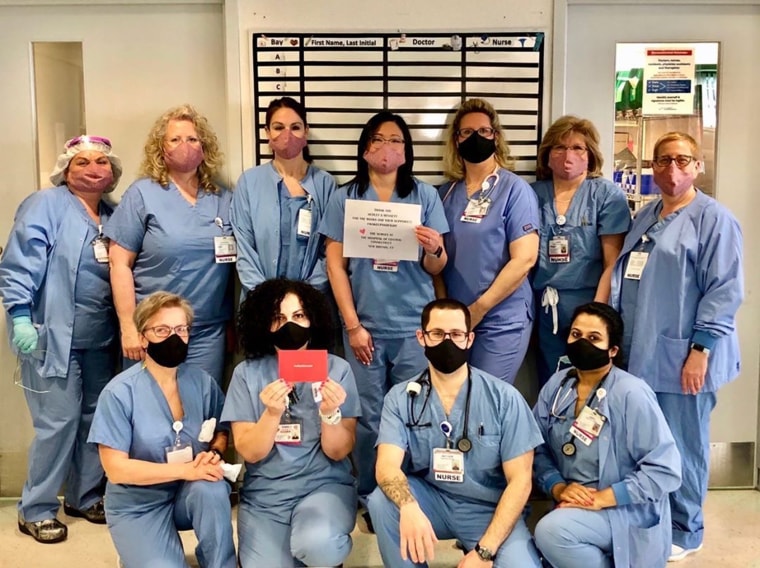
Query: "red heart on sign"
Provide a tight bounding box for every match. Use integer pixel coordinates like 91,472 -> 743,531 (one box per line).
290,39 -> 298,46
359,228 -> 366,235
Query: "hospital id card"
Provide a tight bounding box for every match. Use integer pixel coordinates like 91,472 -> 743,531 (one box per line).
548,235 -> 570,263
92,236 -> 109,264
214,236 -> 238,263
432,448 -> 464,483
460,199 -> 490,223
165,442 -> 193,464
624,251 -> 648,280
297,208 -> 312,238
372,259 -> 399,273
275,417 -> 302,445
569,406 -> 605,446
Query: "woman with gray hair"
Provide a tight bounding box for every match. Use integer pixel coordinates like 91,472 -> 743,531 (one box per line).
0,135 -> 122,542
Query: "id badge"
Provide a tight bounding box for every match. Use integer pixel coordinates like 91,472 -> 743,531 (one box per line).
372,259 -> 399,273
548,235 -> 570,264
432,448 -> 464,483
275,416 -> 303,445
165,442 -> 193,464
624,251 -> 649,280
569,406 -> 605,446
297,208 -> 312,238
92,236 -> 110,264
460,199 -> 489,224
214,235 -> 238,264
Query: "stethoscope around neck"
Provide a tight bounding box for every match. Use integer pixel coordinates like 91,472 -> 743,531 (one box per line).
405,367 -> 473,453
441,170 -> 500,206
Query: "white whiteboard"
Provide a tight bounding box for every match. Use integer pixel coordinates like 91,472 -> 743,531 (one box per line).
252,32 -> 545,184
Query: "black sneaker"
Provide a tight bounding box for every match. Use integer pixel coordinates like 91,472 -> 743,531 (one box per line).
64,500 -> 106,524
18,514 -> 68,543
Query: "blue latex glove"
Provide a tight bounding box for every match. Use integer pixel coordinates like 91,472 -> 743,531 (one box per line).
12,316 -> 38,354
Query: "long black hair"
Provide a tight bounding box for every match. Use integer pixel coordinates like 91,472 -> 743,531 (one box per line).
348,111 -> 415,199
265,96 -> 313,163
238,278 -> 334,359
570,302 -> 625,367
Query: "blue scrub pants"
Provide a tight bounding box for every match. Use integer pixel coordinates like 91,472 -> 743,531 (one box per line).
238,482 -> 356,567
656,391 -> 716,550
343,333 -> 427,503
367,477 -> 541,568
108,480 -> 235,568
18,347 -> 115,522
535,287 -> 596,387
534,507 -> 613,568
471,314 -> 533,384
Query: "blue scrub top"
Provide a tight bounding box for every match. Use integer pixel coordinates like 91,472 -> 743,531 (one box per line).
220,354 -> 361,522
441,168 -> 539,326
103,178 -> 233,325
277,183 -> 309,280
319,180 -> 449,337
377,366 -> 543,505
532,177 -> 630,291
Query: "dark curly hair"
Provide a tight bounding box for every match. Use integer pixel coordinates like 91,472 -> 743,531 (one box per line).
238,278 -> 335,359
570,301 -> 625,367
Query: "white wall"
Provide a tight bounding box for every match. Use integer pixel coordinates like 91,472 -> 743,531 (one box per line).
0,1 -> 226,496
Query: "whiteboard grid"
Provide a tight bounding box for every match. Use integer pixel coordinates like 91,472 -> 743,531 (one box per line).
252,32 -> 544,184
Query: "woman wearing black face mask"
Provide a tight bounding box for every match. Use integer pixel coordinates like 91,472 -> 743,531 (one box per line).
532,302 -> 681,568
88,291 -> 235,568
437,98 -> 540,385
221,278 -> 361,568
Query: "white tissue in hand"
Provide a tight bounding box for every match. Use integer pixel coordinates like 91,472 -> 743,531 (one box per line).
221,462 -> 242,482
198,418 -> 216,442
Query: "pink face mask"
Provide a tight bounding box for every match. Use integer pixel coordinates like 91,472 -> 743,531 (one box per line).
363,145 -> 406,175
164,142 -> 205,173
66,164 -> 114,194
653,166 -> 697,198
548,151 -> 588,182
269,130 -> 308,160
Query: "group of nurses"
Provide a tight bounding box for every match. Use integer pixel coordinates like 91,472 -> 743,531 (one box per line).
531,116 -> 630,385
89,292 -> 235,568
533,302 -> 681,567
221,279 -> 361,567
106,104 -> 234,384
0,136 -> 122,542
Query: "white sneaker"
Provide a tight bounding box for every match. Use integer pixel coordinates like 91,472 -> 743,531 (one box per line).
668,543 -> 703,562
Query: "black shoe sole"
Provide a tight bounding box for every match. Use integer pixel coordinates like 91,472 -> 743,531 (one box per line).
63,503 -> 107,524
18,521 -> 67,544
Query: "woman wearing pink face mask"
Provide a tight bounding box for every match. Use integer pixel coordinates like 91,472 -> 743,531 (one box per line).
0,136 -> 122,542
318,111 -> 449,511
232,97 -> 337,296
105,104 -> 233,385
531,116 -> 631,386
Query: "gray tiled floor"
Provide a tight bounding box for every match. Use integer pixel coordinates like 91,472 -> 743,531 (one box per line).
1,490 -> 759,567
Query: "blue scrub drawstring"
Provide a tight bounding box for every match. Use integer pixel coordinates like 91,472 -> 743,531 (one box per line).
542,286 -> 560,334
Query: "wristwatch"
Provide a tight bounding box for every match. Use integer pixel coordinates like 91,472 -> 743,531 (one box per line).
426,245 -> 443,258
319,407 -> 342,425
210,448 -> 224,460
690,342 -> 711,356
474,542 -> 495,562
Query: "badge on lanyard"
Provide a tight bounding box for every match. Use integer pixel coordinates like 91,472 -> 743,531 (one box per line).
460,198 -> 490,224
433,448 -> 465,482
275,415 -> 303,445
372,259 -> 399,273
548,235 -> 570,263
568,406 -> 606,447
624,251 -> 649,280
165,420 -> 194,464
92,224 -> 109,264
297,195 -> 313,238
213,216 -> 237,263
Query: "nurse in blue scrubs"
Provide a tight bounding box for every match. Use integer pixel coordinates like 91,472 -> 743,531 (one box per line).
106,104 -> 233,383
439,98 -> 539,384
532,116 -> 630,385
1,135 -> 122,543
319,111 -> 449,506
89,292 -> 235,568
232,97 -> 336,295
221,279 -> 361,567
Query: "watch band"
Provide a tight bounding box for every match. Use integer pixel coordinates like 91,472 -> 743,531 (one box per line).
474,542 -> 495,561
690,342 -> 711,355
426,245 -> 443,258
210,448 -> 224,459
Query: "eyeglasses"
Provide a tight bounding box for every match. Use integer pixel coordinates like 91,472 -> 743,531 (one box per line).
652,155 -> 695,168
369,135 -> 405,148
551,144 -> 587,155
143,325 -> 191,339
423,329 -> 469,344
65,135 -> 112,150
456,127 -> 496,140
165,136 -> 201,148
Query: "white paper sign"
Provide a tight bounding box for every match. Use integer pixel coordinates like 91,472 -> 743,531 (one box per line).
343,199 -> 421,261
643,47 -> 695,116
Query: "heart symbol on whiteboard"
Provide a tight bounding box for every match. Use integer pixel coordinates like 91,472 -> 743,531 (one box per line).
359,228 -> 366,235
290,38 -> 298,46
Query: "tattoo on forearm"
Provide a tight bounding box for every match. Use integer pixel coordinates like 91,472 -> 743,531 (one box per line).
379,475 -> 416,508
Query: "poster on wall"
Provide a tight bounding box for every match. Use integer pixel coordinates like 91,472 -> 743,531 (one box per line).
642,46 -> 695,116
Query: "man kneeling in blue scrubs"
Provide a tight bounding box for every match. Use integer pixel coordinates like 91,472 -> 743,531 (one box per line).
368,298 -> 543,567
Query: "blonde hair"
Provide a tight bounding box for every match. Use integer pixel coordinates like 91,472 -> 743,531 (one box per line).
535,115 -> 604,181
652,132 -> 700,160
443,98 -> 515,180
139,104 -> 223,193
133,291 -> 194,334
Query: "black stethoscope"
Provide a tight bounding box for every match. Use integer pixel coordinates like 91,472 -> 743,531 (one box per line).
550,369 -> 609,458
406,368 -> 473,453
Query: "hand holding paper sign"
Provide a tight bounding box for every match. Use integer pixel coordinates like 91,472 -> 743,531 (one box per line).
343,199 -> 422,261
318,379 -> 347,416
259,378 -> 293,417
414,225 -> 443,255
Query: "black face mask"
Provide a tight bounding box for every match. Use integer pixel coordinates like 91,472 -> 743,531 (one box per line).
457,132 -> 496,164
146,334 -> 189,368
425,339 -> 470,374
272,321 -> 311,350
566,338 -> 611,371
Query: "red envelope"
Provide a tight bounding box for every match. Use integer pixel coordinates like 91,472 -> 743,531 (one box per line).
278,349 -> 328,383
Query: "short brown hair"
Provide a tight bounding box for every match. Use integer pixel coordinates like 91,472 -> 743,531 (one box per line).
652,131 -> 700,160
133,291 -> 194,334
535,115 -> 604,180
421,298 -> 472,332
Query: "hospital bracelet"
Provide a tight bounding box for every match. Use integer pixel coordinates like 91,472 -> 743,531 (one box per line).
319,408 -> 342,425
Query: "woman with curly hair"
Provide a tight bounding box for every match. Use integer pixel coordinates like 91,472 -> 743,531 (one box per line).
221,278 -> 360,567
105,104 -> 233,383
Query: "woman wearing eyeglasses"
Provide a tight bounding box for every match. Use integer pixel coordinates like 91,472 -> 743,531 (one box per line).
610,132 -> 743,562
89,291 -> 235,568
319,111 -> 449,510
533,302 -> 681,568
105,104 -> 233,384
232,97 -> 336,296
438,98 -> 539,385
531,116 -> 631,386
